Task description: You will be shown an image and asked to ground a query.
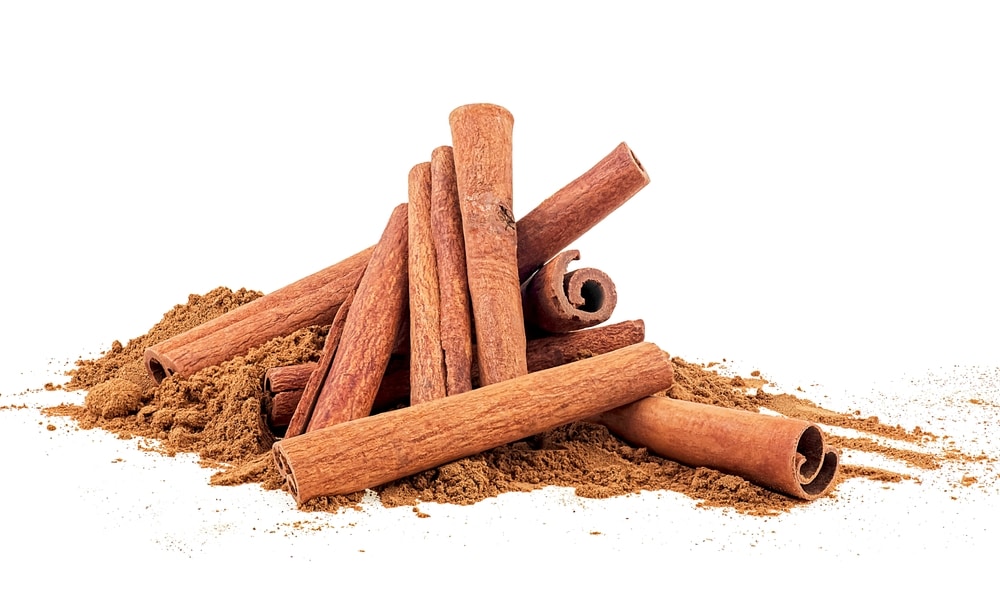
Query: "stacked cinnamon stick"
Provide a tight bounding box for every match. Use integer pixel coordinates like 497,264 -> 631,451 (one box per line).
145,103 -> 841,507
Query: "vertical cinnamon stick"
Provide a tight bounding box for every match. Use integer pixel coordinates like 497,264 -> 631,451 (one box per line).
516,142 -> 649,280
522,249 -> 617,334
284,287 -> 357,438
407,162 -> 447,404
272,342 -> 674,504
594,397 -> 841,500
306,203 -> 409,431
430,145 -> 473,396
449,103 -> 527,386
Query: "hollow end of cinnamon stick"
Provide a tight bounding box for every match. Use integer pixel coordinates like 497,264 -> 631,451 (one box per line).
144,350 -> 175,384
793,425 -> 841,498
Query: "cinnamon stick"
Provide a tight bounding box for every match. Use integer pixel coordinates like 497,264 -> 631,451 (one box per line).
259,319 -> 648,437
430,145 -> 473,396
305,203 -> 409,431
407,162 -> 447,404
144,141 -> 648,383
144,246 -> 372,382
449,103 -> 527,386
272,342 -> 674,504
594,397 -> 841,500
516,142 -> 649,280
522,250 -> 617,334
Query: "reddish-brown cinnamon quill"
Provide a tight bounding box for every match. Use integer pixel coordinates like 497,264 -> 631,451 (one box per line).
430,145 -> 473,396
408,162 -> 447,404
522,250 -> 617,334
595,397 -> 840,500
272,342 -> 674,504
450,103 -> 527,386
305,204 -> 409,431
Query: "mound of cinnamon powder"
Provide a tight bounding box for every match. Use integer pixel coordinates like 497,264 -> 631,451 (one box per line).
47,286 -> 980,516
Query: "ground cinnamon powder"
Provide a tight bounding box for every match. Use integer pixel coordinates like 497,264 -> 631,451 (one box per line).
46,286 -> 985,517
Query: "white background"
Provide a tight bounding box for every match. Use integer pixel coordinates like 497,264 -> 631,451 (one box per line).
1,1 -> 998,610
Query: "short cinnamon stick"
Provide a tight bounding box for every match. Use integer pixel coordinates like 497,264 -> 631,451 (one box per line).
516,142 -> 649,280
522,250 -> 617,334
594,397 -> 841,500
450,103 -> 527,386
305,204 -> 409,431
407,162 -> 447,404
430,145 -> 473,396
259,319 -> 647,437
272,342 -> 674,504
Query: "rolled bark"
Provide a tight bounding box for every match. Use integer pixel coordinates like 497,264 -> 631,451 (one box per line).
144,141 -> 649,383
595,397 -> 841,500
430,145 -> 473,396
516,142 -> 649,281
449,103 -> 527,386
306,204 -> 409,431
144,246 -> 373,382
259,319 -> 647,437
407,162 -> 447,404
522,249 -> 617,334
272,341 -> 674,504
284,287 -> 357,438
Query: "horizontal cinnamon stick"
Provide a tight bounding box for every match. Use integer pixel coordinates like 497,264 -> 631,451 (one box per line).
145,142 -> 648,383
594,397 -> 840,500
522,249 -> 617,334
259,319 -> 647,437
272,341 -> 674,504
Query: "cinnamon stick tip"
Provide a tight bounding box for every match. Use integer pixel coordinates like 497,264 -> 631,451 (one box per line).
448,102 -> 514,126
272,443 -> 301,502
620,142 -> 650,185
143,349 -> 174,384
794,425 -> 840,499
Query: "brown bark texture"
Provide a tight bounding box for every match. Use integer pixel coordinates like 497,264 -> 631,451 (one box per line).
522,249 -> 617,334
259,319 -> 646,437
144,141 -> 649,384
272,342 -> 674,504
595,396 -> 841,500
449,103 -> 527,386
516,142 -> 649,280
143,246 -> 373,382
407,162 -> 447,405
430,145 -> 474,396
305,204 -> 409,432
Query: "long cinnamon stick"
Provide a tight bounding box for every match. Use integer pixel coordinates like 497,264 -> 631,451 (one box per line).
522,250 -> 617,334
305,204 -> 409,431
430,145 -> 473,396
449,103 -> 527,386
144,246 -> 372,382
516,142 -> 649,280
259,319 -> 648,437
272,342 -> 674,504
145,141 -> 648,383
407,162 -> 447,404
594,397 -> 841,500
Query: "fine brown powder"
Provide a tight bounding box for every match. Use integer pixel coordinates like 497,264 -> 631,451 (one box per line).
44,286 -> 989,517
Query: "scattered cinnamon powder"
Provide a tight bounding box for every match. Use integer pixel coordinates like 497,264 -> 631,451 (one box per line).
43,287 -> 990,518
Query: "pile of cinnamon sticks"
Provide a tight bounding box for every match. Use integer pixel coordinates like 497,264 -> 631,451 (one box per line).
143,103 -> 841,507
